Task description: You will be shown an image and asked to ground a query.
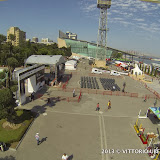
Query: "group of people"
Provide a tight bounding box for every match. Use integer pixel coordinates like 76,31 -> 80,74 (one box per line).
96,100 -> 111,111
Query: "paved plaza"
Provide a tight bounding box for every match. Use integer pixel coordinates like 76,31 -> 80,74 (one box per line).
0,60 -> 160,160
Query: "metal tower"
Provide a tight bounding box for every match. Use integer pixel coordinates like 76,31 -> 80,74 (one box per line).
97,0 -> 111,60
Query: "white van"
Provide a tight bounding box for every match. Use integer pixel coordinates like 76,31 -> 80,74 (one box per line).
110,70 -> 120,76
91,68 -> 102,74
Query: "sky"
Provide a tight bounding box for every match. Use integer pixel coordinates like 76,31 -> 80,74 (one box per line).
0,0 -> 160,56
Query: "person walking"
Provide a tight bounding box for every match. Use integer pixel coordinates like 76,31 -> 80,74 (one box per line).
108,100 -> 111,109
35,133 -> 40,145
144,95 -> 147,102
62,153 -> 69,160
73,89 -> 75,97
96,103 -> 100,111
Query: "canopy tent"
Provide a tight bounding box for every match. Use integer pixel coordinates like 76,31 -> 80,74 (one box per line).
149,107 -> 160,120
65,60 -> 77,70
131,64 -> 143,75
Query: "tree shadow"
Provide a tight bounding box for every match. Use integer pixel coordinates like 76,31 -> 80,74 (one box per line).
43,96 -> 66,107
0,156 -> 16,160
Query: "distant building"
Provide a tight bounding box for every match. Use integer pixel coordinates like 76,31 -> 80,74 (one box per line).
26,39 -> 31,42
41,38 -> 53,43
58,31 -> 112,59
40,38 -> 54,45
7,27 -> 26,46
66,31 -> 77,40
32,37 -> 38,43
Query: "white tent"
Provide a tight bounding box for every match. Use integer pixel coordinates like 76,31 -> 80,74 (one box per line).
131,64 -> 143,75
65,60 -> 77,70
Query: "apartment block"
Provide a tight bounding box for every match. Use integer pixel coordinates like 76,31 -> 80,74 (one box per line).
7,27 -> 26,46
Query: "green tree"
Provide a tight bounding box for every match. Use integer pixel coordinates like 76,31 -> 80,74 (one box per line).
148,66 -> 150,74
8,34 -> 16,55
38,48 -> 49,55
154,68 -> 158,77
0,34 -> 6,44
144,66 -> 147,73
111,51 -> 122,59
140,63 -> 142,70
151,66 -> 154,76
6,57 -> 18,87
0,88 -> 17,123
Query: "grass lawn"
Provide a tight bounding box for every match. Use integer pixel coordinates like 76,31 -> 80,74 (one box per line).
0,110 -> 36,148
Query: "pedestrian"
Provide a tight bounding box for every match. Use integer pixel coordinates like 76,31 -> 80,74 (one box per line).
62,153 -> 69,160
108,100 -> 111,109
95,103 -> 100,111
35,133 -> 40,145
144,95 -> 147,102
47,98 -> 51,104
113,86 -> 115,91
73,89 -> 75,97
152,78 -> 153,82
154,98 -> 157,107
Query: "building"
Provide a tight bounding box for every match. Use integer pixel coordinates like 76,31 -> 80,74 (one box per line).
26,39 -> 30,42
7,27 -> 26,46
41,38 -> 53,43
58,30 -> 112,59
32,37 -> 38,43
66,31 -> 77,40
40,38 -> 54,45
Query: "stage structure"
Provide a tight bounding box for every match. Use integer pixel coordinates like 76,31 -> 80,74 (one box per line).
14,64 -> 45,105
97,0 -> 111,60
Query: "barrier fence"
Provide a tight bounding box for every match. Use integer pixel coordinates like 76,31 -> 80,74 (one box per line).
59,87 -> 139,98
130,75 -> 160,99
62,74 -> 72,90
144,84 -> 160,99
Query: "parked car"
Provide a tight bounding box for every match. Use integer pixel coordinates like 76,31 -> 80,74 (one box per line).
110,70 -> 120,76
91,68 -> 102,74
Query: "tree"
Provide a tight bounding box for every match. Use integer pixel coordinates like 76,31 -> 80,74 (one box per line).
140,63 -> 142,70
0,88 -> 17,123
111,51 -> 122,59
6,57 -> 18,87
0,34 -> 6,44
148,66 -> 150,74
154,68 -> 158,77
151,66 -> 154,76
8,34 -> 16,54
144,66 -> 147,73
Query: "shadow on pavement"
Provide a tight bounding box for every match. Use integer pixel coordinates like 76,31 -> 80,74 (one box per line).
148,114 -> 160,124
31,96 -> 63,117
40,137 -> 48,145
0,156 -> 16,160
68,154 -> 73,160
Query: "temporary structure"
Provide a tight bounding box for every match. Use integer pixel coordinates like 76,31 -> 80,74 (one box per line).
65,60 -> 77,70
131,64 -> 143,75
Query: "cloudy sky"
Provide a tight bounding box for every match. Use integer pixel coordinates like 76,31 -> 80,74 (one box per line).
0,0 -> 160,56
79,0 -> 160,56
